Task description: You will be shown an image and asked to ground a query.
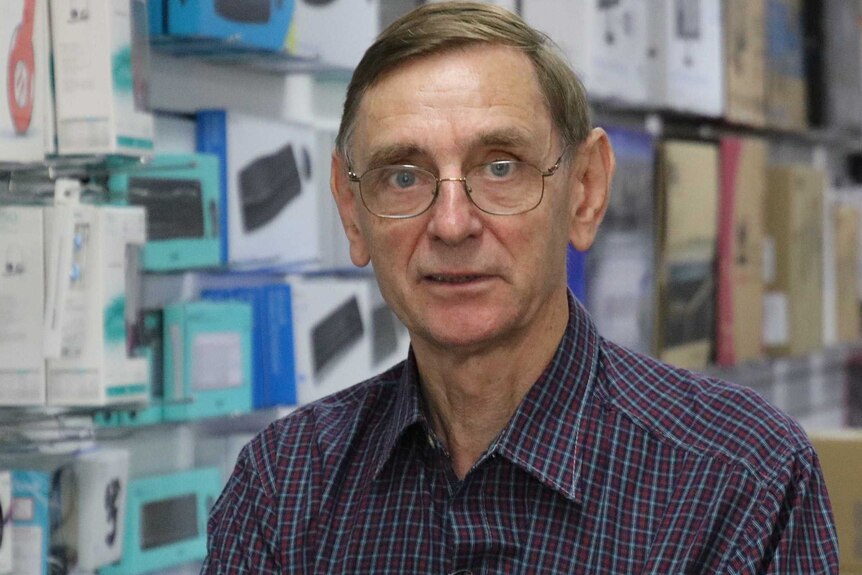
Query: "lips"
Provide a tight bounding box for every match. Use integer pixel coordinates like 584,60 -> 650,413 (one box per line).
427,274 -> 485,283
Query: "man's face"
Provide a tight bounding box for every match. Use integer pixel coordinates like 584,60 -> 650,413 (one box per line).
333,45 -> 591,354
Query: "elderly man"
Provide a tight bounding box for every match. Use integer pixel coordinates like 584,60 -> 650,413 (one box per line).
202,2 -> 838,573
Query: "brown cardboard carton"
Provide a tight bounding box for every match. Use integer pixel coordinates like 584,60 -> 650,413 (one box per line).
763,165 -> 824,357
834,204 -> 861,343
716,137 -> 766,366
657,140 -> 719,370
809,430 -> 862,573
724,0 -> 767,127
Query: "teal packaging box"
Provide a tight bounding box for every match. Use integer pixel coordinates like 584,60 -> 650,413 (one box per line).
109,153 -> 222,272
163,301 -> 253,421
101,467 -> 221,575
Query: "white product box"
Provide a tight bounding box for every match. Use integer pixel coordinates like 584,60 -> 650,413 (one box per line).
315,126 -> 353,272
588,0 -> 650,105
50,0 -> 154,155
361,276 -> 411,374
0,471 -> 12,574
288,276 -> 374,404
290,0 -> 382,69
0,207 -> 46,406
198,111 -> 322,269
646,0 -> 724,116
55,449 -> 130,570
0,0 -> 53,163
521,0 -> 595,89
46,205 -> 150,406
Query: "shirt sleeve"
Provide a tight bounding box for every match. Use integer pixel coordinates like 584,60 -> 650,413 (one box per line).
759,447 -> 839,574
200,444 -> 283,574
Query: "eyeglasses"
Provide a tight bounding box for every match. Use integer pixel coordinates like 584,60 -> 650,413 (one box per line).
347,150 -> 568,219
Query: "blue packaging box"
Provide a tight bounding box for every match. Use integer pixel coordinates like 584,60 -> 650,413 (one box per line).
155,0 -> 295,52
203,284 -> 297,408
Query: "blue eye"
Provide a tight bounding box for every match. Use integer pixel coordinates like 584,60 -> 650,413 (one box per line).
391,170 -> 417,189
487,162 -> 512,178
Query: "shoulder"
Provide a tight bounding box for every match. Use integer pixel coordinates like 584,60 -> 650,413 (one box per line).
597,339 -> 813,480
242,361 -> 406,492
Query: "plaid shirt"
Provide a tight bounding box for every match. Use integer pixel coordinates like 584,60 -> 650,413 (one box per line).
202,295 -> 838,574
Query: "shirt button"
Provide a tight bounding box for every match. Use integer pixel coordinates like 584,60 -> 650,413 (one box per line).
449,570 -> 473,575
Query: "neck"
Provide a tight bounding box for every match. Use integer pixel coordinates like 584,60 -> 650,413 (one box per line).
412,290 -> 570,479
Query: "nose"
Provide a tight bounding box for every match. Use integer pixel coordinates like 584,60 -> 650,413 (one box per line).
426,178 -> 483,245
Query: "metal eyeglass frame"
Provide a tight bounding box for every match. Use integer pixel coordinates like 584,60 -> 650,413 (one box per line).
347,148 -> 569,219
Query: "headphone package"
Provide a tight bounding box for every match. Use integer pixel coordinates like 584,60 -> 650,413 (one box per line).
0,0 -> 53,163
50,0 -> 154,156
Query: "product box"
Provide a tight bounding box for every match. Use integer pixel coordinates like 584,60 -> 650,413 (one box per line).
101,467 -> 220,575
520,0 -> 595,88
11,470 -> 49,575
0,0 -> 53,163
202,284 -> 297,408
656,140 -> 719,370
361,276 -> 410,374
290,0 -> 384,69
51,0 -> 154,155
0,472 -> 11,574
589,0 -> 650,106
289,276 -> 373,404
0,206 -> 46,405
315,126 -> 354,272
586,126 -> 657,355
646,0 -> 724,117
109,153 -> 223,272
763,165 -> 825,357
45,205 -> 150,406
765,0 -> 807,130
809,431 -> 862,574
723,0 -> 766,126
196,110 -> 321,269
716,137 -> 766,366
162,300 -> 253,421
155,0 -> 294,52
804,0 -> 862,130
834,203 -> 861,344
53,449 -> 130,571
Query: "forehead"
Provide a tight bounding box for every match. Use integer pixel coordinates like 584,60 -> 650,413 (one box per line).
351,44 -> 554,164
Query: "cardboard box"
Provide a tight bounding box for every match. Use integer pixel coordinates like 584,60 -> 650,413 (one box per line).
716,137 -> 766,366
46,205 -> 150,406
656,140 -> 719,370
646,0 -> 724,117
521,0 -> 595,91
157,0 -> 294,52
809,430 -> 862,574
765,0 -> 807,130
834,204 -> 861,343
724,0 -> 766,126
196,110 -> 322,269
589,0 -> 650,106
763,165 -> 824,357
0,206 -> 46,405
162,300 -> 253,421
586,126 -> 657,355
0,0 -> 53,163
51,0 -> 154,155
811,0 -> 862,130
12,470 -> 50,575
289,276 -> 373,404
108,153 -> 223,272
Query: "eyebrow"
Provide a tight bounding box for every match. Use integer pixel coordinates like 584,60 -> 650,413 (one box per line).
358,128 -> 539,171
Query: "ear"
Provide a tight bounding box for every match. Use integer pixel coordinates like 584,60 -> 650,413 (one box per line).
330,153 -> 371,267
568,128 -> 615,251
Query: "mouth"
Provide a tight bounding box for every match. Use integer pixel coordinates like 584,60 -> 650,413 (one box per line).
425,274 -> 489,284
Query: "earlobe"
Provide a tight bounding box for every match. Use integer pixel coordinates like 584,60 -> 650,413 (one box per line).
569,128 -> 615,251
330,153 -> 372,267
